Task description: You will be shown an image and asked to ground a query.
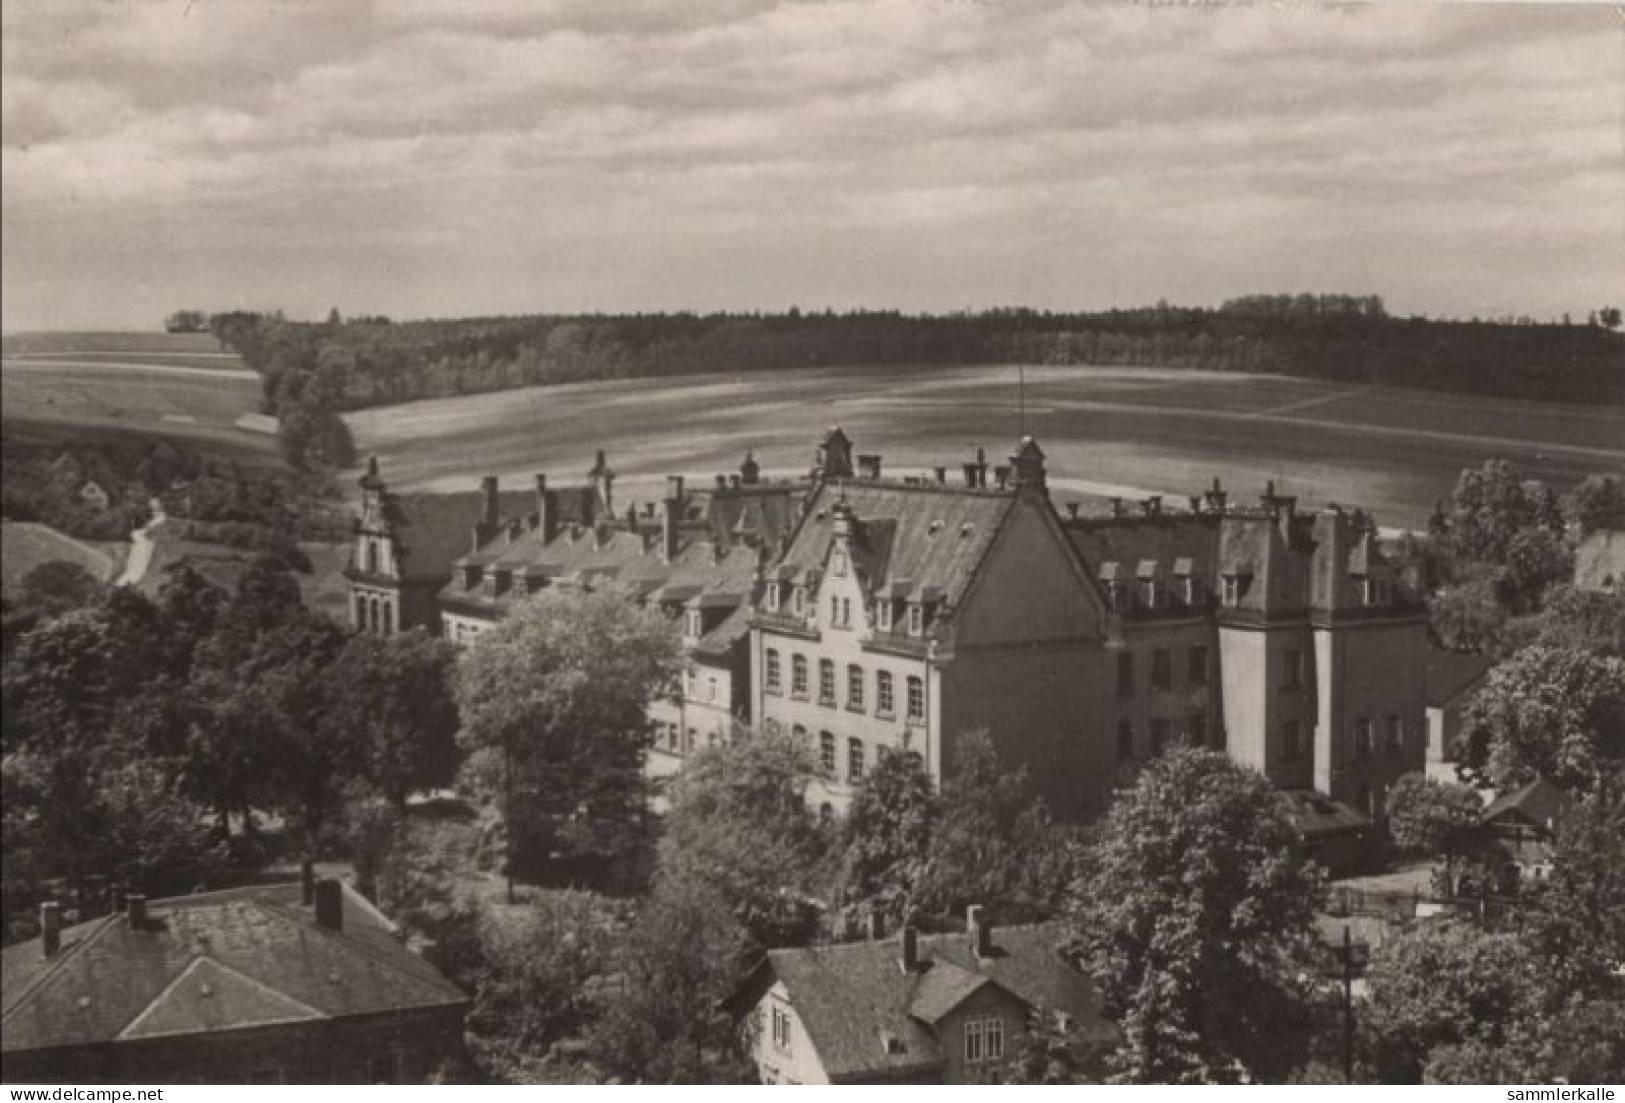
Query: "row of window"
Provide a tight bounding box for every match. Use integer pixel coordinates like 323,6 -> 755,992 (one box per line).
765,583 -> 928,635
1116,714 -> 1214,761
764,651 -> 925,721
654,722 -> 724,756
355,593 -> 396,636
1116,646 -> 1208,696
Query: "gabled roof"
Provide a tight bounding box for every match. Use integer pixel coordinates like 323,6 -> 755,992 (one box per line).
376,489 -> 533,581
769,482 -> 1016,612
732,922 -> 1113,1082
1481,777 -> 1571,831
1425,647 -> 1494,708
2,882 -> 466,1057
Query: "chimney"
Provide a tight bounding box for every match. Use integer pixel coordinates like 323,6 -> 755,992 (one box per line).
1109,497 -> 1124,518
968,905 -> 993,958
993,464 -> 1011,491
301,859 -> 316,907
41,901 -> 61,957
729,474 -> 742,489
740,451 -> 761,485
314,879 -> 343,931
1066,502 -> 1080,520
1142,495 -> 1162,517
899,923 -> 920,972
661,476 -> 684,563
857,454 -> 882,480
962,462 -> 979,488
1189,496 -> 1203,513
126,894 -> 148,930
715,474 -> 727,489
1205,477 -> 1229,514
536,474 -> 558,542
867,912 -> 885,941
481,475 -> 499,526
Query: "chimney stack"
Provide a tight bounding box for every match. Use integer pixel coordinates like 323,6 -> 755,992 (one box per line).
41,901 -> 61,957
661,476 -> 684,563
481,475 -> 499,525
1109,497 -> 1124,518
536,474 -> 558,542
933,466 -> 947,485
993,465 -> 1011,491
1066,502 -> 1080,520
126,894 -> 148,931
857,454 -> 882,480
962,462 -> 979,488
899,923 -> 919,972
314,879 -> 343,931
301,859 -> 316,907
968,905 -> 993,958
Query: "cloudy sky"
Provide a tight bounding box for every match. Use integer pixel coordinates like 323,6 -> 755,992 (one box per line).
2,1 -> 1620,331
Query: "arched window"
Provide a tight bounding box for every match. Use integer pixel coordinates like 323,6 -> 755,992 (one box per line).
765,649 -> 782,693
847,738 -> 865,782
818,659 -> 836,705
906,676 -> 925,722
791,655 -> 809,697
818,731 -> 836,776
368,596 -> 380,635
354,593 -> 367,631
380,599 -> 393,636
876,671 -> 894,715
847,665 -> 864,711
366,540 -> 380,575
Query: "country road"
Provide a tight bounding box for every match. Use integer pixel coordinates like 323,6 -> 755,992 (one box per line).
116,498 -> 167,587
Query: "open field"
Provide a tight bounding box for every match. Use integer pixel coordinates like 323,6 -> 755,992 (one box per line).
2,332 -> 270,456
130,529 -> 352,622
345,364 -> 1624,531
1,521 -> 120,595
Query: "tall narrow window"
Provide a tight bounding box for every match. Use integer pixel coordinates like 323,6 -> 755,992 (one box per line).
791,655 -> 808,697
1150,718 -> 1171,755
1283,649 -> 1303,689
876,671 -> 895,716
1222,576 -> 1241,607
908,603 -> 923,635
1188,646 -> 1208,685
907,676 -> 925,722
765,649 -> 781,693
819,659 -> 836,705
819,731 -> 836,775
1117,652 -> 1135,697
848,738 -> 865,782
847,665 -> 864,711
1151,648 -> 1171,690
1189,713 -> 1208,746
1386,715 -> 1403,751
1282,719 -> 1303,762
1354,718 -> 1373,759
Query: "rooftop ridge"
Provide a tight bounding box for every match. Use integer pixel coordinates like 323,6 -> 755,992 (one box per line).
1,914 -> 121,1023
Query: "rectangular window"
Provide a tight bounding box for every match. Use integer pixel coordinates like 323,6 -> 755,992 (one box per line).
877,601 -> 892,631
1283,649 -> 1303,689
908,604 -> 924,635
965,1018 -> 983,1064
819,659 -> 836,706
876,671 -> 895,716
1151,718 -> 1171,755
847,665 -> 864,711
766,583 -> 780,612
706,675 -> 718,703
771,1005 -> 792,1051
1354,717 -> 1373,760
1117,720 -> 1134,762
1188,646 -> 1208,685
1386,715 -> 1403,751
1222,576 -> 1241,607
907,676 -> 925,722
848,738 -> 865,782
1283,718 -> 1303,762
1189,712 -> 1208,746
1151,648 -> 1171,690
965,1016 -> 1004,1063
1117,652 -> 1135,697
793,587 -> 805,615
819,731 -> 836,776
791,655 -> 808,698
765,649 -> 781,694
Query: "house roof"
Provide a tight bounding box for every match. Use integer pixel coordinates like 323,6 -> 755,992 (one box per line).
1425,647 -> 1494,708
1278,790 -> 1370,837
769,482 -> 1016,611
732,922 -> 1113,1082
1575,528 -> 1625,592
2,882 -> 466,1056
1481,777 -> 1571,831
377,488 -> 533,581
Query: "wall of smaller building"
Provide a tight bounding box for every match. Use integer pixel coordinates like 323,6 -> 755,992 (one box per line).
1219,623 -> 1318,791
935,983 -> 1030,1084
1314,619 -> 1428,814
748,979 -> 830,1085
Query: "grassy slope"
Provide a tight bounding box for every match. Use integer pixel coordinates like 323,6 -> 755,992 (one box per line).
344,364 -> 1625,531
0,521 -> 117,593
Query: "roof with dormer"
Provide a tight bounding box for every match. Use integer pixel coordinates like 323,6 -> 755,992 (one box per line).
726,921 -> 1114,1083
1,882 -> 466,1057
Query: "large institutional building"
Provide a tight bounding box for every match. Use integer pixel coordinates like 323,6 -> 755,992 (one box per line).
345,428 -> 1430,831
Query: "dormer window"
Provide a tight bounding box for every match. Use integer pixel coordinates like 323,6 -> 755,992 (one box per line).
793,586 -> 806,615
1141,580 -> 1162,609
463,565 -> 481,590
1363,578 -> 1391,607
831,549 -> 847,577
686,610 -> 702,637
483,572 -> 497,600
1183,577 -> 1201,605
1105,581 -> 1123,612
766,583 -> 781,612
1221,575 -> 1242,608
907,603 -> 924,636
876,600 -> 892,632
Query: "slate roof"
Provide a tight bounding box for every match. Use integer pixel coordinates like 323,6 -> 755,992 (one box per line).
732,922 -> 1113,1082
1425,647 -> 1494,709
2,882 -> 466,1057
370,488 -> 533,581
769,482 -> 1017,609
1481,777 -> 1571,831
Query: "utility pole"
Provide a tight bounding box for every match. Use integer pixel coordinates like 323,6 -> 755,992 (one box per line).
505,737 -> 515,906
1341,924 -> 1355,1083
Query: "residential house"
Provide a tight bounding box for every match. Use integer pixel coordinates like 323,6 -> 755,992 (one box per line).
1423,648 -> 1495,786
1,879 -> 468,1084
727,910 -> 1115,1084
1479,777 -> 1572,879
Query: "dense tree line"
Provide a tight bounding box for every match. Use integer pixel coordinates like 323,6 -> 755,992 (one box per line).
210,298 -> 1624,470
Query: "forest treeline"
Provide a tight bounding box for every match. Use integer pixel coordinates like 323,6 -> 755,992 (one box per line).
207,297 -> 1624,474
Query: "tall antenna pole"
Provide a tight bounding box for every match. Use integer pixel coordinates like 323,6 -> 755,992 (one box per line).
1019,363 -> 1026,437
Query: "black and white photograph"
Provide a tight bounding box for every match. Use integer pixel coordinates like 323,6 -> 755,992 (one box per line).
1,0 -> 1621,1089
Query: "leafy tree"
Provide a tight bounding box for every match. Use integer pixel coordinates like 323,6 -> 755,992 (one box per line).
656,726 -> 831,953
1500,584 -> 1625,659
1566,474 -> 1625,535
1427,578 -> 1507,652
1436,460 -> 1561,565
918,730 -> 1078,923
587,885 -> 752,1083
13,560 -> 107,621
456,588 -> 681,881
985,1009 -> 1111,1084
834,747 -> 937,932
323,629 -> 461,808
1459,645 -> 1625,792
1503,528 -> 1574,612
1384,773 -> 1487,895
1359,919 -> 1548,1083
1067,747 -> 1326,1084
1526,777 -> 1625,993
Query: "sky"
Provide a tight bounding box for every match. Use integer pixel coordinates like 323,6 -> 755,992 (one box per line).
2,1 -> 1621,331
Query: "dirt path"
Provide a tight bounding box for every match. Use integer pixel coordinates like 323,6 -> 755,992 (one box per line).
116,498 -> 167,587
